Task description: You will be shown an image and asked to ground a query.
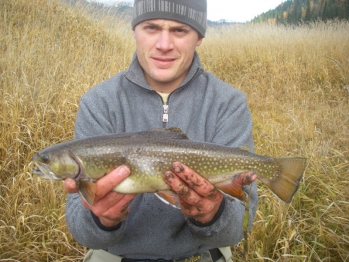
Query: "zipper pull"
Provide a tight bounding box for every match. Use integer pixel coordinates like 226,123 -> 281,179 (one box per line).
163,104 -> 169,123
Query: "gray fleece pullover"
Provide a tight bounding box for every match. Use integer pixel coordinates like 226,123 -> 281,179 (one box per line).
65,52 -> 258,259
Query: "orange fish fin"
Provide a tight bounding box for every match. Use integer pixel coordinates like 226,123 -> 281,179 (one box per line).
78,181 -> 96,206
259,157 -> 307,203
215,176 -> 247,202
155,191 -> 180,209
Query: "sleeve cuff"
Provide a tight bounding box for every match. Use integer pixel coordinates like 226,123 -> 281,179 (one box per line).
90,211 -> 122,232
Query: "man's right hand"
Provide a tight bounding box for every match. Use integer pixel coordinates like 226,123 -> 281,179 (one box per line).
64,165 -> 136,227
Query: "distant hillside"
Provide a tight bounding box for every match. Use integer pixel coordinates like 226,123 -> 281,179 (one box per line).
60,0 -> 133,21
60,0 -> 241,26
207,20 -> 244,26
252,0 -> 349,24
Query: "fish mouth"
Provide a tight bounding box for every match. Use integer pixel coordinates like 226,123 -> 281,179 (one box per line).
32,151 -> 82,181
33,162 -> 60,180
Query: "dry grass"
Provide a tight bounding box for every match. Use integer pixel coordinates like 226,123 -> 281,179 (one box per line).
0,0 -> 348,261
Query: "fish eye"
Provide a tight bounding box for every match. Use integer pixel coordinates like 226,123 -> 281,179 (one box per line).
40,153 -> 50,163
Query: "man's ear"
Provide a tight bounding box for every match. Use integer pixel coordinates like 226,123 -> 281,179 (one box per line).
196,37 -> 203,47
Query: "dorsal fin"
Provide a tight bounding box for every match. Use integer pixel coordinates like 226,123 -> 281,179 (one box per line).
137,127 -> 189,140
239,145 -> 251,152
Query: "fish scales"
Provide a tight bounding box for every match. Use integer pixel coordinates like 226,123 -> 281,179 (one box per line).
33,128 -> 307,204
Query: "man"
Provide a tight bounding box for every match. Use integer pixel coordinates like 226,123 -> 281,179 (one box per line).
64,0 -> 258,261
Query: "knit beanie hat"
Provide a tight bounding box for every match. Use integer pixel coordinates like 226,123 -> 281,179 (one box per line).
132,0 -> 207,37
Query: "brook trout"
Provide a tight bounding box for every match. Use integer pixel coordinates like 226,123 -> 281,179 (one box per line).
33,128 -> 307,205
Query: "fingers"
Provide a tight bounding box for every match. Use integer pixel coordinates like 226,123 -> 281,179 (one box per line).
94,165 -> 130,202
63,165 -> 131,197
84,191 -> 136,216
171,162 -> 220,199
164,171 -> 202,205
74,165 -> 135,227
232,171 -> 258,187
240,171 -> 258,185
163,162 -> 257,224
164,162 -> 223,224
64,178 -> 79,193
164,171 -> 208,220
84,193 -> 136,227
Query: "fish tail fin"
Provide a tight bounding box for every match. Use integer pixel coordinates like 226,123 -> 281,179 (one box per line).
260,157 -> 307,203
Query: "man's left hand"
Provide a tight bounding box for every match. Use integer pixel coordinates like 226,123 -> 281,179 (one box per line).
163,162 -> 224,224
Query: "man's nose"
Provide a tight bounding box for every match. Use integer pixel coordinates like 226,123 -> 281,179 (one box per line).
156,31 -> 174,51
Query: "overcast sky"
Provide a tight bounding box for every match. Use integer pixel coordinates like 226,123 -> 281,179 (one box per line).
94,0 -> 283,22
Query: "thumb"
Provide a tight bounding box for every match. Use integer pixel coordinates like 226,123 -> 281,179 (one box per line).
64,178 -> 79,194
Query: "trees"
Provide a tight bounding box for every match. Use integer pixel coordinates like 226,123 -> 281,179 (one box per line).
251,0 -> 349,24
304,0 -> 312,21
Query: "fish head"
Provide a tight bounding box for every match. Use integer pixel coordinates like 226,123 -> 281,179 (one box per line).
33,148 -> 80,181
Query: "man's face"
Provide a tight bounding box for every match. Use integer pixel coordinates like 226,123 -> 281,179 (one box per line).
133,19 -> 203,93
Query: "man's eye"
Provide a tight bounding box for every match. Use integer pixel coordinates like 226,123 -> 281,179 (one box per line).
174,28 -> 187,35
145,26 -> 157,31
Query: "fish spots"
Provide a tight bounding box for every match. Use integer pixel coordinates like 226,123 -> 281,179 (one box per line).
271,173 -> 280,181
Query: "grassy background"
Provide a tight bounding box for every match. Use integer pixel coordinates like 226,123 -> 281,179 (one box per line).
1,0 -> 348,261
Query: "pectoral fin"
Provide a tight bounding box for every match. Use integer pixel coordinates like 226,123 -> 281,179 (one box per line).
78,181 -> 96,206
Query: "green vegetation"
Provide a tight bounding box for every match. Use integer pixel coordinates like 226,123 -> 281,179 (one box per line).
1,0 -> 348,260
252,0 -> 349,24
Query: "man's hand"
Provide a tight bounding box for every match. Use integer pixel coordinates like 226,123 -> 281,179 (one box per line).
163,162 -> 224,224
64,166 -> 136,227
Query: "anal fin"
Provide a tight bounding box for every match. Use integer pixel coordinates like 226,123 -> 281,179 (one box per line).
215,176 -> 247,202
215,172 -> 257,201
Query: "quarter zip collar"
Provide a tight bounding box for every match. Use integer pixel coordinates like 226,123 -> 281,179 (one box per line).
124,51 -> 204,91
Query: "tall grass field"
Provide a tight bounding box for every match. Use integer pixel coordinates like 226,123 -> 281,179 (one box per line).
1,0 -> 348,261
